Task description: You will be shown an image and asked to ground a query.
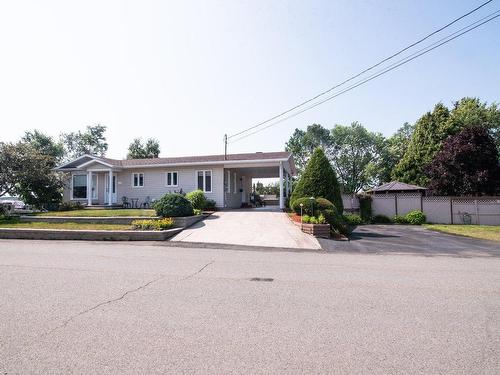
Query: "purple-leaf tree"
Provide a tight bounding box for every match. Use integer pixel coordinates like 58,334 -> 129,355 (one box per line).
427,126 -> 499,196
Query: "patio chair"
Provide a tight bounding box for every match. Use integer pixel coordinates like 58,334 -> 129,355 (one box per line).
122,196 -> 130,208
142,196 -> 151,209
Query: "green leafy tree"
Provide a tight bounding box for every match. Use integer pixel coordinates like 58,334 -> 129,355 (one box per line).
285,124 -> 331,174
22,130 -> 64,166
127,138 -> 161,159
329,122 -> 386,193
427,126 -> 499,196
60,124 -> 108,160
0,142 -> 62,207
393,98 -> 500,186
290,148 -> 343,213
380,122 -> 414,183
392,103 -> 451,185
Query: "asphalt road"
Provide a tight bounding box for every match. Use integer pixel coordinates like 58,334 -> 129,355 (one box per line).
1,239 -> 499,374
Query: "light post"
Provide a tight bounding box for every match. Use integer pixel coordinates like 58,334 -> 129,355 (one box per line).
309,196 -> 315,217
300,203 -> 304,229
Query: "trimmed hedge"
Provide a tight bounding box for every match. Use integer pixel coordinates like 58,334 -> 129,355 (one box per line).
204,199 -> 217,210
291,197 -> 335,216
290,148 -> 343,214
154,193 -> 194,217
343,213 -> 362,226
186,190 -> 206,210
372,214 -> 392,224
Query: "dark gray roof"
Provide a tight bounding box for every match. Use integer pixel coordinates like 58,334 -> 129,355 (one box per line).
57,151 -> 295,173
367,181 -> 427,192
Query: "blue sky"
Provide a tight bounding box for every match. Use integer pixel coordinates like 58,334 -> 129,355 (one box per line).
1,0 -> 499,159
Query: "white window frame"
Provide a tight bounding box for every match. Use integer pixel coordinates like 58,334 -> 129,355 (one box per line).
196,170 -> 212,193
70,173 -> 88,200
165,171 -> 179,187
132,172 -> 145,188
233,172 -> 237,193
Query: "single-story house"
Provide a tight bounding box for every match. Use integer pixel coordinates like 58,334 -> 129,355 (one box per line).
55,151 -> 296,209
366,181 -> 427,195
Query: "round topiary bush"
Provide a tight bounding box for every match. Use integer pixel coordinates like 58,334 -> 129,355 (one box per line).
153,193 -> 194,217
291,197 -> 335,216
405,210 -> 426,225
185,189 -> 207,210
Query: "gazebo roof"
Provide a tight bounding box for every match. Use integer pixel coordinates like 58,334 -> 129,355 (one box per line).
367,181 -> 427,193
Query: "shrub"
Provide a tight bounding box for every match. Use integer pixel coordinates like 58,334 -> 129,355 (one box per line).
317,214 -> 326,224
393,215 -> 408,224
372,214 -> 392,224
291,197 -> 335,216
203,199 -> 216,210
302,214 -> 311,223
186,190 -> 206,210
405,210 -> 426,225
343,214 -> 362,226
132,218 -> 174,231
322,208 -> 349,236
193,208 -> 202,216
290,148 -> 343,214
153,193 -> 194,217
58,201 -> 84,211
359,195 -> 372,222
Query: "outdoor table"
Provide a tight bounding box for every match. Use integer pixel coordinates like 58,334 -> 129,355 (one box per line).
131,198 -> 139,208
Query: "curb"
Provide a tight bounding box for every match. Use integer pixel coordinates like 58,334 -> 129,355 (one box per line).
165,240 -> 324,253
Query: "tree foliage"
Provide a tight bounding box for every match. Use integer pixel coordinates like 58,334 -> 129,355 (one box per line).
329,122 -> 386,193
290,148 -> 343,213
60,124 -> 108,160
22,130 -> 64,166
393,98 -> 500,186
427,126 -> 499,196
380,122 -> 414,183
285,124 -> 331,174
127,138 -> 161,159
0,142 -> 62,207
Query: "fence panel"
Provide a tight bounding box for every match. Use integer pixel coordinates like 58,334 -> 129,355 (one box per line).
396,193 -> 422,216
372,195 -> 397,218
342,194 -> 359,213
423,196 -> 452,224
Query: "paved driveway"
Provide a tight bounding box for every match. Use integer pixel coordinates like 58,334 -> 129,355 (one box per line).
171,208 -> 321,250
320,225 -> 500,257
1,240 -> 499,374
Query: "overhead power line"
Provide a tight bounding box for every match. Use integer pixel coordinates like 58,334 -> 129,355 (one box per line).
229,10 -> 500,144
226,0 -> 495,141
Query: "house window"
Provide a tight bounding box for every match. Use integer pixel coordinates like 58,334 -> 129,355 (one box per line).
166,171 -> 178,187
132,173 -> 144,187
197,170 -> 212,193
72,174 -> 87,199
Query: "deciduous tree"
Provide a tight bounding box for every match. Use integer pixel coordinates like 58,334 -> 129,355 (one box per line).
60,124 -> 108,160
127,138 -> 161,159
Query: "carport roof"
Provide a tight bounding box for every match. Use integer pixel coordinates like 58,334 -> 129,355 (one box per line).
56,151 -> 296,174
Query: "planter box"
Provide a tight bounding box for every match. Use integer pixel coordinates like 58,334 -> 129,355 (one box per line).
300,223 -> 330,238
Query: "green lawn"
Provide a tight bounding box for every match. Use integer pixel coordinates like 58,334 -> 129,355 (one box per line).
0,219 -> 131,231
424,224 -> 500,242
32,209 -> 156,217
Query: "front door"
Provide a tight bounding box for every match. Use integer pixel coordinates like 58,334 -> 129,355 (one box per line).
104,174 -> 117,204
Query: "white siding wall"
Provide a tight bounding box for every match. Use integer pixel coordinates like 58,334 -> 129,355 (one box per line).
116,166 -> 224,207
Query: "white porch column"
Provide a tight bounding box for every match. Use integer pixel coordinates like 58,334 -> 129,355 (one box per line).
279,161 -> 284,209
108,170 -> 113,206
87,171 -> 92,206
285,172 -> 290,198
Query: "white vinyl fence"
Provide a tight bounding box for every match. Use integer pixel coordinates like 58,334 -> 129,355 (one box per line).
367,193 -> 500,225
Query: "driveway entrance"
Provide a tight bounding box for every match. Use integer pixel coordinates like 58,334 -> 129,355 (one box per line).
170,208 -> 321,250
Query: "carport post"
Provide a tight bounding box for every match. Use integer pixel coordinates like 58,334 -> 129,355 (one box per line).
108,170 -> 113,206
87,171 -> 92,206
285,173 -> 290,198
279,161 -> 284,209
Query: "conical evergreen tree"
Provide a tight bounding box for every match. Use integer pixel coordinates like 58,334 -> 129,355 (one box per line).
290,148 -> 343,213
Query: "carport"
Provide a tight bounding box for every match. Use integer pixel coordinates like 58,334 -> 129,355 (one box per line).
222,152 -> 295,209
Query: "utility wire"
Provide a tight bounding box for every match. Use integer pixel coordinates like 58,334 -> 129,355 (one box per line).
229,11 -> 500,143
227,0 -> 494,140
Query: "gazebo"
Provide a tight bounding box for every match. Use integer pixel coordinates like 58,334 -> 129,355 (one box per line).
366,181 -> 427,195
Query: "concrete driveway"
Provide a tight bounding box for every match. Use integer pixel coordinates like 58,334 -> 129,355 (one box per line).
1,240 -> 499,374
171,208 -> 321,250
320,225 -> 500,257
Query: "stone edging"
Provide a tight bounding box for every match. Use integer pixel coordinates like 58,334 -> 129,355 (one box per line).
0,227 -> 183,241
